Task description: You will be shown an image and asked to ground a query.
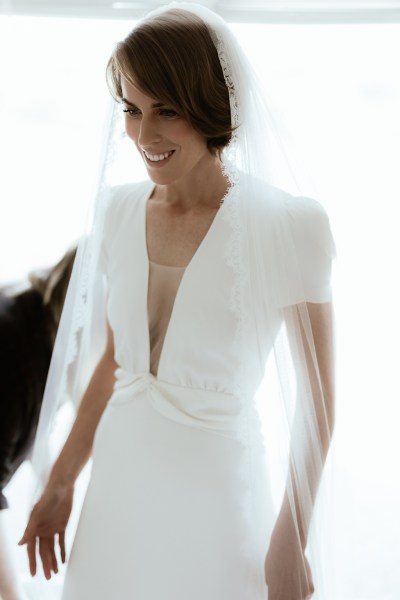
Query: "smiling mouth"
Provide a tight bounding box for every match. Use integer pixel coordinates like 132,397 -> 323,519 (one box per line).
143,149 -> 175,163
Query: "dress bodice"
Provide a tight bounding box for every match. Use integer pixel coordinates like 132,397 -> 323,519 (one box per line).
148,260 -> 186,377
98,180 -> 253,396
97,178 -> 334,401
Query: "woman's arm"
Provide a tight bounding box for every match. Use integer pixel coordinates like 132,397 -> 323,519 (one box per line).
282,301 -> 335,545
19,318 -> 118,579
265,301 -> 335,599
47,319 -> 118,489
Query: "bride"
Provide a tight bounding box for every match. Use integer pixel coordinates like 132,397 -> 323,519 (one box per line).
19,3 -> 335,599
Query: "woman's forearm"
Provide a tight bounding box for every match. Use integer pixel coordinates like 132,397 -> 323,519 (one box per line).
46,352 -> 118,490
272,396 -> 334,555
278,302 -> 335,548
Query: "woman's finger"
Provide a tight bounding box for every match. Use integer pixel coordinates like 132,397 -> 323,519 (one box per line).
27,538 -> 37,576
50,540 -> 59,575
18,531 -> 27,545
18,521 -> 34,546
39,537 -> 54,580
59,531 -> 66,563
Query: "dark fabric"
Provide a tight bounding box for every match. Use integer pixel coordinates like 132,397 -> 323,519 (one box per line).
0,289 -> 53,509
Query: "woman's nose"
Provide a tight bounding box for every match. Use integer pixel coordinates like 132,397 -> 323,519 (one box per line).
138,117 -> 162,147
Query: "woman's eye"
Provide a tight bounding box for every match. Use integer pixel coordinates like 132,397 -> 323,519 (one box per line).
160,109 -> 179,117
122,108 -> 141,118
122,107 -> 178,118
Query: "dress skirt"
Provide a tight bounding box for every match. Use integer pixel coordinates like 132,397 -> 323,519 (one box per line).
61,375 -> 273,600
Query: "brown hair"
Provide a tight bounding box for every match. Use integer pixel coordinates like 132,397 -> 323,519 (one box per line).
28,246 -> 77,346
106,9 -> 233,156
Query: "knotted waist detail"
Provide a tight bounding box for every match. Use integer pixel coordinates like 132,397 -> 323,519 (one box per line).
109,368 -> 244,440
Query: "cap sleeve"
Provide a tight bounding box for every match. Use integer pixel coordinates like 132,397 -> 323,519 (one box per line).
95,180 -> 155,276
94,184 -> 133,276
286,195 -> 336,304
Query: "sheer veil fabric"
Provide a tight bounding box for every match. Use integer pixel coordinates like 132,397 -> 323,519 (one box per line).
29,2 -> 336,598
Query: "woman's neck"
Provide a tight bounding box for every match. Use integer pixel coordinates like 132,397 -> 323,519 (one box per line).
150,153 -> 229,211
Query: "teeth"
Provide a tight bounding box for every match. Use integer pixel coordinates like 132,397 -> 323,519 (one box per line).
144,150 -> 173,162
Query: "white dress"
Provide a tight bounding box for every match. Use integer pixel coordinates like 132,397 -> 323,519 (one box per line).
61,179 -> 334,600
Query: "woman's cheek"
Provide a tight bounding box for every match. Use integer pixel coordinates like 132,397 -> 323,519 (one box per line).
125,120 -> 139,143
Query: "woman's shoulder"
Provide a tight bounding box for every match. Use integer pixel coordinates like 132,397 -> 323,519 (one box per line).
103,179 -> 154,227
245,175 -> 334,252
244,174 -> 327,220
108,179 -> 154,210
284,193 -> 330,231
243,176 -> 336,302
284,194 -> 336,261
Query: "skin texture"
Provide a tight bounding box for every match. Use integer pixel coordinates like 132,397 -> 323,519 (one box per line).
120,79 -> 230,267
121,79 -> 212,189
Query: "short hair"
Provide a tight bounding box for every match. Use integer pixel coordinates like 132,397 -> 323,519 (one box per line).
106,9 -> 233,156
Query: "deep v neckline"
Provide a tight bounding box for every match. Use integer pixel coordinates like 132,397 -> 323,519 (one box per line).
142,184 -> 229,377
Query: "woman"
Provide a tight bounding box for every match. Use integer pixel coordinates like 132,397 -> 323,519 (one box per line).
19,4 -> 336,599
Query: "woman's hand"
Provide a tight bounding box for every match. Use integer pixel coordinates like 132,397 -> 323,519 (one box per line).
18,484 -> 74,580
264,517 -> 314,600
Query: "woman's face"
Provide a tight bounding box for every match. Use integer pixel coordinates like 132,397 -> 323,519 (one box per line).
121,78 -> 210,185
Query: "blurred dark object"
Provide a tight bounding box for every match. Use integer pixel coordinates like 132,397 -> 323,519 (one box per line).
0,247 -> 77,509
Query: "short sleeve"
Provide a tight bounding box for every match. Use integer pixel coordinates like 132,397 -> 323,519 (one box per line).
286,196 -> 336,303
94,187 -> 116,276
94,180 -> 155,277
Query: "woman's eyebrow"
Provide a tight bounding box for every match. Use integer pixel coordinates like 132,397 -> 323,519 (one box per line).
121,97 -> 166,108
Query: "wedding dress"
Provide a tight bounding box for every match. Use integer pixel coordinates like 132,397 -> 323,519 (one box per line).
60,178 -> 334,600
26,3 -> 337,598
